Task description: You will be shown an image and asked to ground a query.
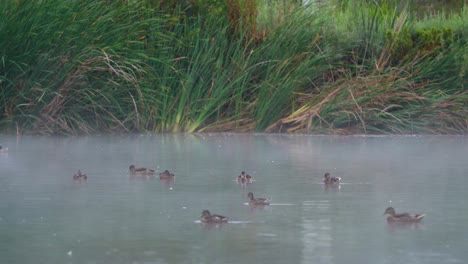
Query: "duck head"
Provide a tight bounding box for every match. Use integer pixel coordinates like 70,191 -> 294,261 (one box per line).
383,207 -> 396,216
201,210 -> 211,217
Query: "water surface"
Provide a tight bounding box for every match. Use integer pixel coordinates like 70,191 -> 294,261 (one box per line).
0,134 -> 467,264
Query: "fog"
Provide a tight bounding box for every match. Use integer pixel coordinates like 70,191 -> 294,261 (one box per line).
0,134 -> 467,263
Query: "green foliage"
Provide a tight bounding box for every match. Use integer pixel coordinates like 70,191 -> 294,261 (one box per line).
0,0 -> 466,135
385,26 -> 458,62
0,0 -> 166,134
385,28 -> 413,59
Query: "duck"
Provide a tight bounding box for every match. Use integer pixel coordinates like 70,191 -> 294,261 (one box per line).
159,169 -> 175,179
0,145 -> 7,152
200,210 -> 229,223
383,207 -> 425,223
323,172 -> 341,184
237,171 -> 253,183
129,165 -> 156,175
247,192 -> 270,206
72,170 -> 88,180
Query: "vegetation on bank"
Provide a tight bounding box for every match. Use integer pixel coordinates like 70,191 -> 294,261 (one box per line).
0,0 -> 466,135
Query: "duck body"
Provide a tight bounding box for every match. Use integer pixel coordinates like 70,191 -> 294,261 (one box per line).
384,207 -> 425,223
323,172 -> 341,184
159,170 -> 175,179
73,170 -> 88,180
237,171 -> 253,183
200,210 -> 229,223
247,192 -> 270,206
129,165 -> 156,175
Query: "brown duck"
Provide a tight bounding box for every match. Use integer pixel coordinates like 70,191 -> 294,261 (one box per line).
129,165 -> 156,175
247,192 -> 270,206
383,207 -> 425,223
159,170 -> 175,179
237,171 -> 253,183
323,172 -> 341,184
200,210 -> 229,223
73,170 -> 88,180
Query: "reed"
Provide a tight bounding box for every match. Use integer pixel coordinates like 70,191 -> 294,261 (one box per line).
274,3 -> 467,134
0,0 -> 165,134
0,0 -> 466,134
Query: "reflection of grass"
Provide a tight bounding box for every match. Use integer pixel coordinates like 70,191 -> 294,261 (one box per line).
0,0 -> 466,134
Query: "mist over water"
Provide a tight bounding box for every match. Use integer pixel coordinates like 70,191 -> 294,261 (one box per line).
0,134 -> 467,264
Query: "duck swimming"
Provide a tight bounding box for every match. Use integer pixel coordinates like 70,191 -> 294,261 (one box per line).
200,210 -> 229,223
323,172 -> 341,184
129,165 -> 156,175
73,170 -> 88,180
247,192 -> 270,206
383,207 -> 425,223
237,171 -> 253,183
159,170 -> 175,179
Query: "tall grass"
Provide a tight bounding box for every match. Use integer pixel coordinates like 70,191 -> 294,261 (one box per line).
0,0 -> 165,134
0,0 -> 466,134
144,17 -> 255,132
275,2 -> 467,134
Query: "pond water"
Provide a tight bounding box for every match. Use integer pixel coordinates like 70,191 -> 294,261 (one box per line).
0,134 -> 467,264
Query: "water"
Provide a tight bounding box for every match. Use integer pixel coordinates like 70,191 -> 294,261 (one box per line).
0,134 -> 467,264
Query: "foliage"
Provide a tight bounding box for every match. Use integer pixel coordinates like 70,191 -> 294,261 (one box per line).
0,0 -> 466,135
